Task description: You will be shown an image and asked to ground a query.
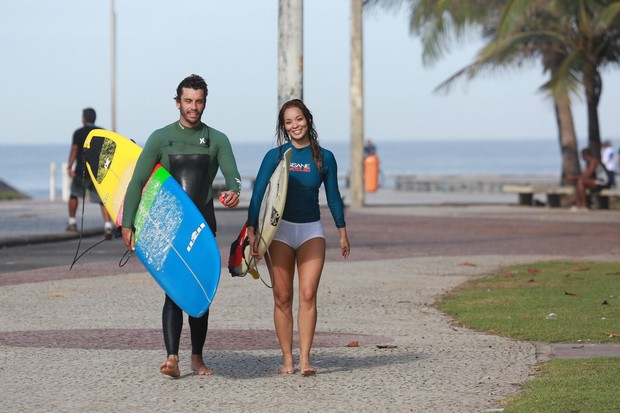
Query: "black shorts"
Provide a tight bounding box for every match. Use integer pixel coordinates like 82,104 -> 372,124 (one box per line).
70,176 -> 102,203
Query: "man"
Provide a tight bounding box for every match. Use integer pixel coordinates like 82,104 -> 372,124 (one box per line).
121,74 -> 241,377
601,140 -> 616,188
568,147 -> 612,210
66,108 -> 113,239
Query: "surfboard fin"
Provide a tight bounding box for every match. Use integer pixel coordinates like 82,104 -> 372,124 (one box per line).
248,267 -> 260,280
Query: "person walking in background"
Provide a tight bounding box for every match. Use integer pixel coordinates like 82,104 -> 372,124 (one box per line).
568,147 -> 612,210
601,140 -> 616,187
121,74 -> 241,378
247,99 -> 350,376
364,138 -> 376,157
363,138 -> 380,192
66,108 -> 113,239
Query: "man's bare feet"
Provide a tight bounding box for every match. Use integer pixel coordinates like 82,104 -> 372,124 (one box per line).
160,355 -> 180,378
191,354 -> 214,376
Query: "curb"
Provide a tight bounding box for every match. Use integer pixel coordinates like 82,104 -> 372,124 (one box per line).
533,341 -> 620,361
0,227 -> 104,248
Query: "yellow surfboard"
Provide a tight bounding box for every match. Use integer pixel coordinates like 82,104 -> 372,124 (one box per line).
83,129 -> 142,227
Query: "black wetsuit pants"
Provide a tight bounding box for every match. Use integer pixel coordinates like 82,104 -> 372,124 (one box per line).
162,153 -> 217,357
162,296 -> 210,356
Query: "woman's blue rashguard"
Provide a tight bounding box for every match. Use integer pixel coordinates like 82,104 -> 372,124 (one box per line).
248,142 -> 346,229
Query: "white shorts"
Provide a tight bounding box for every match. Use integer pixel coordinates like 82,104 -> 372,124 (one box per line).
273,220 -> 325,250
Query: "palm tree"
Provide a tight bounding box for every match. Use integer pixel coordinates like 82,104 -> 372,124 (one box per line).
434,0 -> 585,184
542,0 -> 620,157
364,0 -> 620,183
364,0 -> 583,183
462,0 -> 620,171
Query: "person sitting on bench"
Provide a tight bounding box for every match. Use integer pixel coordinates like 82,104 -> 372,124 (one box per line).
568,147 -> 612,210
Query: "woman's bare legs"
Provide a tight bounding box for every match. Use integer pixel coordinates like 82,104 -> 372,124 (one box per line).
269,240 -> 296,374
296,237 -> 325,375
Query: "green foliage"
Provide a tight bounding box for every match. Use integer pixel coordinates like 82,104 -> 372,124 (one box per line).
437,262 -> 620,343
0,192 -> 29,201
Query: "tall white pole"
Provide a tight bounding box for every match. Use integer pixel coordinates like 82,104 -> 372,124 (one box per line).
278,0 -> 303,109
50,163 -> 57,201
110,0 -> 117,131
350,0 -> 365,207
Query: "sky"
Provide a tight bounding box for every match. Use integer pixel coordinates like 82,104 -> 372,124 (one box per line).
1,0 -> 619,147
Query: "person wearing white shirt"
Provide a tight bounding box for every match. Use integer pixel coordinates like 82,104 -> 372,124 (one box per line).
601,140 -> 616,187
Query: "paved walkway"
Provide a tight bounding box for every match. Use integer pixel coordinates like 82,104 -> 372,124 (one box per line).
1,191 -> 619,412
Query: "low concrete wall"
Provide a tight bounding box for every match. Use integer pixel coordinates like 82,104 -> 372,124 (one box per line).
394,174 -> 558,194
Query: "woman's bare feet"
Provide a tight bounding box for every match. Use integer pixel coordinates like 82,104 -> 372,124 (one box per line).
160,355 -> 180,378
300,366 -> 317,376
278,353 -> 295,375
191,354 -> 214,376
299,355 -> 316,376
278,366 -> 295,375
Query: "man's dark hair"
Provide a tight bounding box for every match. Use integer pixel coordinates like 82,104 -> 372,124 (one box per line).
175,74 -> 208,101
83,108 -> 96,124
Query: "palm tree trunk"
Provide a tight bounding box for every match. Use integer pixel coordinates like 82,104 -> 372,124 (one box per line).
584,64 -> 602,159
554,93 -> 580,186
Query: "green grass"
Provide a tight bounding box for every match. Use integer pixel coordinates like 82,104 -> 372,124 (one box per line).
437,261 -> 620,412
0,192 -> 29,201
502,357 -> 620,413
437,262 -> 620,343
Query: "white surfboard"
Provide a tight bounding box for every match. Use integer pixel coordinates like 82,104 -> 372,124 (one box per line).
228,147 -> 292,278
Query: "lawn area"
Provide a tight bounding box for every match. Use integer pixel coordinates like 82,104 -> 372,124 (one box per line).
436,261 -> 620,412
502,357 -> 620,413
437,261 -> 620,343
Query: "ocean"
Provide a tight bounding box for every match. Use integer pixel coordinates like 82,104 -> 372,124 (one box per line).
0,139 -> 567,199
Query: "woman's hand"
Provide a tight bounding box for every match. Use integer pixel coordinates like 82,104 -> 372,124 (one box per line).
339,227 -> 350,259
247,226 -> 261,258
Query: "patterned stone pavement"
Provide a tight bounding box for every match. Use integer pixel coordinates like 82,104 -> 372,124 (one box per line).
1,197 -> 619,412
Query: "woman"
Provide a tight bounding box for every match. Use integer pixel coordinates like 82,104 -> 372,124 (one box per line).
247,99 -> 350,375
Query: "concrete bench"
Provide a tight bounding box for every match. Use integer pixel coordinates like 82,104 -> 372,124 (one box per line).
502,184 -> 619,209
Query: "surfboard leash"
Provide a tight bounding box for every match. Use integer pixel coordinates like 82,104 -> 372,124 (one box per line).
261,250 -> 275,289
252,180 -> 275,288
119,250 -> 132,267
70,164 -> 103,269
242,225 -> 274,287
114,225 -> 141,270
69,161 -> 91,271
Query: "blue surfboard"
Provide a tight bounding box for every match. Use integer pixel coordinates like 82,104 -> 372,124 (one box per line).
134,165 -> 221,318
